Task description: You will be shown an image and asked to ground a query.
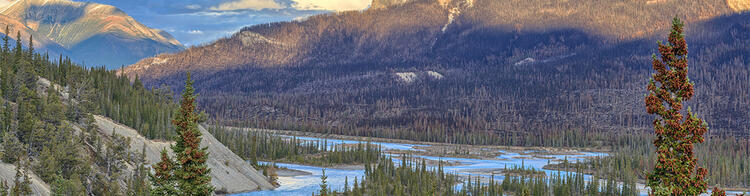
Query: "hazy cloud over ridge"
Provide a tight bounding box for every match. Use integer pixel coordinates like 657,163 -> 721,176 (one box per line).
76,0 -> 370,46
291,0 -> 370,11
210,0 -> 283,11
209,0 -> 370,11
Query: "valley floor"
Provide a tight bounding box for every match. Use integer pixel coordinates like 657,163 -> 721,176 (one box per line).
229,126 -> 611,160
226,126 -> 625,195
224,126 -> 747,195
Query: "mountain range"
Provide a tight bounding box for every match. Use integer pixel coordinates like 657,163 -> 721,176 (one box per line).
0,0 -> 183,68
121,0 -> 750,138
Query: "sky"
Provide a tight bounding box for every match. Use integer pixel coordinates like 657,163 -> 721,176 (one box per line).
82,0 -> 372,46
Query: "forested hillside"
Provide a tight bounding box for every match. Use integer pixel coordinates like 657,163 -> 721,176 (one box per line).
125,0 -> 736,76
0,29 -> 180,194
120,0 -> 749,143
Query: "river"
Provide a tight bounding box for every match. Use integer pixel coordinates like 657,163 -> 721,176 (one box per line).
232,134 -> 631,196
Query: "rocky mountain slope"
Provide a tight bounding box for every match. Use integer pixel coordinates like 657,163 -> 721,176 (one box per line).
120,0 -> 750,139
93,115 -> 275,194
3,76 -> 275,195
0,23 -> 275,194
0,114 -> 274,195
42,73 -> 275,194
122,0 -> 737,78
0,0 -> 183,67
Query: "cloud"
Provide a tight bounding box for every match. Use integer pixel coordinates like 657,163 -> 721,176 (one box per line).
210,0 -> 283,11
291,0 -> 370,11
187,30 -> 204,34
0,0 -> 11,8
181,10 -> 246,17
185,4 -> 202,10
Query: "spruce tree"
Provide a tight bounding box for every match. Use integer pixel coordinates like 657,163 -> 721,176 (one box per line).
2,26 -> 9,55
52,125 -> 84,179
0,180 -> 8,196
10,161 -> 22,195
250,135 -> 257,166
11,159 -> 31,196
319,169 -> 328,196
644,17 -> 723,196
352,177 -> 358,195
13,32 -> 21,61
36,146 -> 57,182
25,35 -> 32,61
343,176 -> 349,196
130,145 -> 151,196
133,75 -> 143,91
1,133 -> 22,163
171,72 -> 213,195
150,149 -> 178,195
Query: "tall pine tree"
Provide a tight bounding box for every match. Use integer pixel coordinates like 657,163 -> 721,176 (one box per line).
150,72 -> 213,195
644,17 -> 723,196
171,72 -> 213,195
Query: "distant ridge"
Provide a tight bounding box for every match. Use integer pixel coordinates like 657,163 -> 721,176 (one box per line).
122,0 -> 735,79
121,0 -> 750,140
0,0 -> 184,68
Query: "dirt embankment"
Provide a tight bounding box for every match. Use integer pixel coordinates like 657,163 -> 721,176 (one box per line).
94,115 -> 275,194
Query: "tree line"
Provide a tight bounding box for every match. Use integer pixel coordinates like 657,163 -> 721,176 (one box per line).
550,133 -> 750,191
207,124 -> 383,167
318,155 -> 639,196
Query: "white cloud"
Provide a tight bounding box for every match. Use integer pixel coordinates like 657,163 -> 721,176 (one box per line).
291,0 -> 370,11
185,4 -> 202,10
182,11 -> 244,17
187,30 -> 204,34
0,0 -> 11,8
210,0 -> 283,11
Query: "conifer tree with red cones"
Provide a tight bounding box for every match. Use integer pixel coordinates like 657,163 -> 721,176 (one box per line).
172,72 -> 213,195
151,72 -> 213,195
150,149 -> 178,195
645,17 -> 724,196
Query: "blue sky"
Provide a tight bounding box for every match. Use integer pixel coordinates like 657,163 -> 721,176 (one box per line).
83,0 -> 372,46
